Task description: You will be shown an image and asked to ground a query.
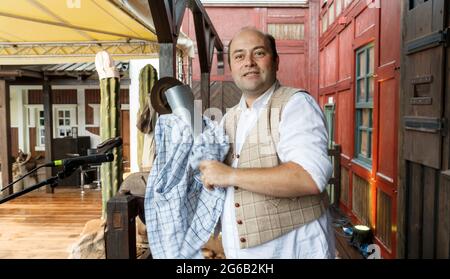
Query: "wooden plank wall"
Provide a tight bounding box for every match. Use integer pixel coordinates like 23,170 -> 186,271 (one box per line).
183,6 -> 312,96
405,162 -> 450,259
376,189 -> 392,250
10,128 -> 18,158
352,173 -> 371,226
83,88 -> 129,127
437,171 -> 450,258
340,166 -> 350,207
28,89 -> 77,104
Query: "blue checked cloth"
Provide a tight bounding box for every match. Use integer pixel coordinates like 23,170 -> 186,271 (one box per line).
144,114 -> 229,259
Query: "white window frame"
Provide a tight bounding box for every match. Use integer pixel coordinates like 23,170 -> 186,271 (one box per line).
86,104 -> 100,127
25,104 -> 78,151
25,105 -> 45,151
54,105 -> 77,138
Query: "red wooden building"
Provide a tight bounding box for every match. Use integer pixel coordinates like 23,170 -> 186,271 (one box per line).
184,0 -> 402,259
182,0 -> 318,108
184,0 -> 450,259
317,0 -> 401,259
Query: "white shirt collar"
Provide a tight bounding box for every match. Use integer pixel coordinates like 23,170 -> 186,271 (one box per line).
238,80 -> 279,112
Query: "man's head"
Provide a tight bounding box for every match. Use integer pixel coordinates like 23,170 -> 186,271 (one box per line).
227,27 -> 279,98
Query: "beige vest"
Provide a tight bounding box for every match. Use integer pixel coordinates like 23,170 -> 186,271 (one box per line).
224,85 -> 328,249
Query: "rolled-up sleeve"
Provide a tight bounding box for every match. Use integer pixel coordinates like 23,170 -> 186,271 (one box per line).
277,92 -> 332,193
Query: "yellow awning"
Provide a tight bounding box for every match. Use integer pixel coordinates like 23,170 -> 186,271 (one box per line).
0,0 -> 159,64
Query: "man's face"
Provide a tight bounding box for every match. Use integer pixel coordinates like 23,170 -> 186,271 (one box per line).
229,30 -> 279,97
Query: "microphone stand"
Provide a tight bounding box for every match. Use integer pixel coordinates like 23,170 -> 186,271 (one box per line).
0,174 -> 59,204
0,137 -> 122,205
0,156 -> 106,205
0,159 -> 84,204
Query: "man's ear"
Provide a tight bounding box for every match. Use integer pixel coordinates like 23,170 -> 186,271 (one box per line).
275,56 -> 280,72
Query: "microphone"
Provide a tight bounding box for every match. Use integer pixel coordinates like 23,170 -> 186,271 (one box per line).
50,153 -> 114,168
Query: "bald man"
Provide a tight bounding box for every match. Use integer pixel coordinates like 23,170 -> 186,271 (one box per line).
199,27 -> 335,259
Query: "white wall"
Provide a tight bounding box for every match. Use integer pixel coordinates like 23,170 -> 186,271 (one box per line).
128,59 -> 159,172
10,86 -> 28,153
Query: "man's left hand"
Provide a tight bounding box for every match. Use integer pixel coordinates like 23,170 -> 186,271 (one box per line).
198,160 -> 235,190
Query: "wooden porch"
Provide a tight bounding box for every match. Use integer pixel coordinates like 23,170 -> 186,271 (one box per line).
0,187 -> 101,259
0,187 -> 363,259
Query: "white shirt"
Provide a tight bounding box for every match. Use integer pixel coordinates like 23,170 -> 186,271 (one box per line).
220,82 -> 336,259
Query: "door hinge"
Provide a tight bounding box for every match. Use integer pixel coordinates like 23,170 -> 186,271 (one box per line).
404,116 -> 447,136
406,28 -> 450,55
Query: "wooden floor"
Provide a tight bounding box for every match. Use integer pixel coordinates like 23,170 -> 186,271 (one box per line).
0,187 -> 102,259
331,207 -> 364,259
0,184 -> 363,259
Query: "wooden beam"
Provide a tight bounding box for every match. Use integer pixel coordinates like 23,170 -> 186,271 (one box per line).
43,81 -> 54,193
188,0 -> 223,51
200,72 -> 210,112
174,0 -> 187,36
159,43 -> 177,78
149,0 -> 188,78
0,80 -> 12,194
193,12 -> 215,74
308,0 -> 320,99
7,78 -> 131,86
148,0 -> 175,43
0,70 -> 43,79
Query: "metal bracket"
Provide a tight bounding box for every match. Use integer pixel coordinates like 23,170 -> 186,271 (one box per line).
406,28 -> 449,55
404,116 -> 447,136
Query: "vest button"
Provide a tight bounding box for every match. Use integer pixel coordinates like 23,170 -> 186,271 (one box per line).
236,154 -> 240,159
240,237 -> 246,243
237,220 -> 243,225
235,203 -> 240,208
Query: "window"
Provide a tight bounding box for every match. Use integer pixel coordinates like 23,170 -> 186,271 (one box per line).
268,23 -> 305,40
409,0 -> 429,10
324,102 -> 337,204
56,108 -> 76,138
324,103 -> 335,148
355,44 -> 375,166
37,110 -> 45,148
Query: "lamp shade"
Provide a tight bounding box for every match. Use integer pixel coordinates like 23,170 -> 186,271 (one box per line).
351,225 -> 373,248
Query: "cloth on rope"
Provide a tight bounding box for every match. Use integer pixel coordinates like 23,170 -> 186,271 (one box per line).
144,114 -> 229,258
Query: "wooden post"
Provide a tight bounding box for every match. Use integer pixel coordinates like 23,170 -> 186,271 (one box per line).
0,80 -> 12,194
308,0 -> 320,100
159,43 -> 177,78
200,72 -> 210,112
106,193 -> 138,259
43,81 -> 54,193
